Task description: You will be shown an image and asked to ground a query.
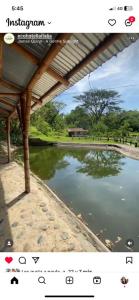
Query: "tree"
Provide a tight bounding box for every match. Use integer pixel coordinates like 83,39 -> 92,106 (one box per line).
120,110 -> 139,132
53,114 -> 65,132
119,121 -> 132,138
11,120 -> 22,144
65,106 -> 90,129
74,89 -> 122,126
93,121 -> 108,136
31,100 -> 66,134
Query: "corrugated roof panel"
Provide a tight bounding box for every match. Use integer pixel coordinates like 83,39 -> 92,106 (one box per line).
72,39 -> 91,56
3,44 -> 37,88
15,33 -> 58,59
40,34 -> 139,105
74,33 -> 96,51
93,33 -> 109,42
68,37 -> 87,58
84,33 -> 105,48
50,33 -> 109,76
53,53 -> 75,70
113,41 -> 124,52
33,73 -> 57,97
59,46 -> 81,64
1,33 -> 139,117
50,58 -> 70,75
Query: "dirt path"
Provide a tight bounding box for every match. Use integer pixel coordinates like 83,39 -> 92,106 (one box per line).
0,158 -> 108,252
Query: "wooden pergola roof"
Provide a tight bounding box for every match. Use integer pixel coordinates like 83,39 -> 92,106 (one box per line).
0,33 -> 139,119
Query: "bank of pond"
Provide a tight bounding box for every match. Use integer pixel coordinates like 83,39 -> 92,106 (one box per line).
17,146 -> 139,251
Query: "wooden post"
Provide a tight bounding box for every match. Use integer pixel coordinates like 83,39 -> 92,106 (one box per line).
0,34 -> 3,78
6,117 -> 11,163
20,90 -> 32,193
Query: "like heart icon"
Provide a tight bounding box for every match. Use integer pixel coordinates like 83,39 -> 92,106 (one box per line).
5,257 -> 13,264
108,19 -> 116,26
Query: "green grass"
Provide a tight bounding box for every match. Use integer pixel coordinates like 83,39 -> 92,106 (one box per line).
29,126 -> 139,146
30,126 -> 48,141
29,126 -> 122,145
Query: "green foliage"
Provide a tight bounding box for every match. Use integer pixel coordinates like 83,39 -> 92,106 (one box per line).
52,114 -> 66,132
65,106 -> 90,129
74,89 -> 122,124
11,120 -> 22,144
1,89 -> 139,146
119,121 -> 132,137
33,115 -> 52,136
31,100 -> 66,136
0,118 -> 22,145
92,121 -> 108,136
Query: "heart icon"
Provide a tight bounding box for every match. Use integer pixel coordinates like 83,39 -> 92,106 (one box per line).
5,257 -> 13,264
108,19 -> 116,26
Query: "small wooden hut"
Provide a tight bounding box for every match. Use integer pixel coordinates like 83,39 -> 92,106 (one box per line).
68,128 -> 88,137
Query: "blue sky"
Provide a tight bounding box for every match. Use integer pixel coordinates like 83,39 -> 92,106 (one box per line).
54,38 -> 139,114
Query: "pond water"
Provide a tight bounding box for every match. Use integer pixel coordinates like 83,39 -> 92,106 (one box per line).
24,146 -> 139,251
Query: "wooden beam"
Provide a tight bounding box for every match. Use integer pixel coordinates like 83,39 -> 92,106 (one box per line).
47,67 -> 69,86
16,104 -> 22,131
6,117 -> 11,163
0,93 -> 20,97
35,82 -> 61,104
9,109 -> 16,118
0,98 -> 15,108
0,34 -> 3,78
26,33 -> 71,90
20,94 -> 26,129
9,41 -> 69,86
0,79 -> 22,92
33,33 -> 123,108
22,90 -> 32,193
0,107 -> 9,115
32,96 -> 42,105
66,33 -> 123,80
0,105 -> 10,113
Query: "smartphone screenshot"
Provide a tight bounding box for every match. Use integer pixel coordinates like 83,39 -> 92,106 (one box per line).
0,0 -> 139,299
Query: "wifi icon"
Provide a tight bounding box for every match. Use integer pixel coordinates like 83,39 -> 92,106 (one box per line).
32,257 -> 40,264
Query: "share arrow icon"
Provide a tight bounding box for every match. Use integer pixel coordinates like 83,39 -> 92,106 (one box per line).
32,257 -> 40,264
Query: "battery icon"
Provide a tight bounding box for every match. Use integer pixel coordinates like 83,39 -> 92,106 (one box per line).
124,6 -> 133,11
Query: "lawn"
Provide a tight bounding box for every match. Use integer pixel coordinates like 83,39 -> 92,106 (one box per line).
30,126 -> 139,146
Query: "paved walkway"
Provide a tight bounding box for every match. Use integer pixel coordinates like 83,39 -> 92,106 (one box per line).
0,153 -> 107,252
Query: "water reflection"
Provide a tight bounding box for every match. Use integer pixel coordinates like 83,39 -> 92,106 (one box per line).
17,146 -> 139,251
29,147 -> 125,180
68,150 -> 125,178
29,147 -> 69,180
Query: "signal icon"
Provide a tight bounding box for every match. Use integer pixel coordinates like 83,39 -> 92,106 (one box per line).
32,257 -> 40,264
109,7 -> 116,10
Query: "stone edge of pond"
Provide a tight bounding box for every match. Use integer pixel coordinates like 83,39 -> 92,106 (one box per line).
29,170 -> 110,252
12,151 -> 110,252
12,162 -> 109,252
55,142 -> 139,160
1,140 -> 109,252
